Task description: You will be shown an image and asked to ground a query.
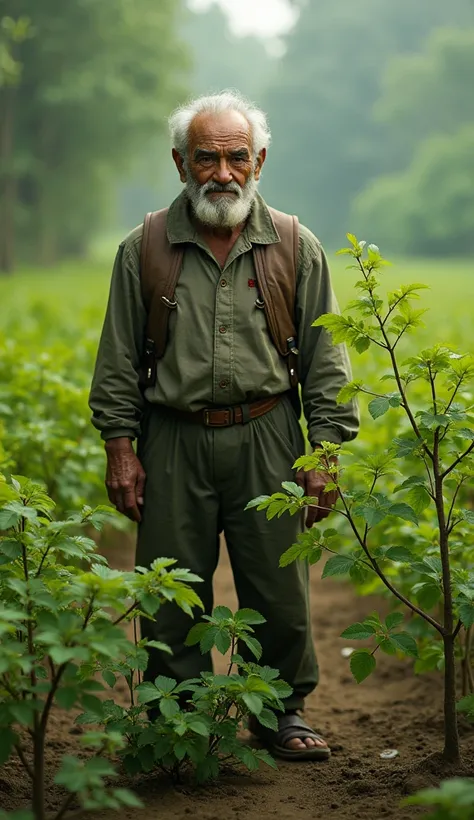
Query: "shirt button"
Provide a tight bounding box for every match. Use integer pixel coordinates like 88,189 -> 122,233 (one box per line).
220,279 -> 228,288
219,379 -> 229,389
219,325 -> 227,334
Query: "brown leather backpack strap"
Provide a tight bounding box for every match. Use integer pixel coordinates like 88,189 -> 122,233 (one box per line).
253,208 -> 299,386
140,208 -> 184,360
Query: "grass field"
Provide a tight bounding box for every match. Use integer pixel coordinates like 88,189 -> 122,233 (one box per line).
2,251 -> 473,333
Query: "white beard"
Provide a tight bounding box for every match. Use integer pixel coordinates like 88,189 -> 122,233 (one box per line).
185,173 -> 259,229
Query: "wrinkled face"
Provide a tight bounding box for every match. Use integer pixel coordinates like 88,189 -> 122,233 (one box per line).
173,110 -> 266,228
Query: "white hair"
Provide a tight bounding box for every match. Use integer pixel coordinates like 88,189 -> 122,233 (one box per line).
168,90 -> 272,158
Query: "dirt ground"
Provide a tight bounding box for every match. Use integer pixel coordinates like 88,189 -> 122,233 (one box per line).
1,537 -> 473,820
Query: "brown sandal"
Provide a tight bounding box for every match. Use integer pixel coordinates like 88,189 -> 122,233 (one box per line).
249,712 -> 331,761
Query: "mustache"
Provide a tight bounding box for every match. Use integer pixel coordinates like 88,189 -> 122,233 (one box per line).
201,180 -> 242,196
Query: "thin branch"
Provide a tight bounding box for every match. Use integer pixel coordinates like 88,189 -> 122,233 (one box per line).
453,620 -> 463,640
444,377 -> 464,414
53,792 -> 76,820
15,744 -> 34,780
428,364 -> 438,415
356,258 -> 433,460
447,478 -> 465,532
40,663 -> 67,733
113,602 -> 138,626
442,441 -> 474,479
337,489 -> 444,635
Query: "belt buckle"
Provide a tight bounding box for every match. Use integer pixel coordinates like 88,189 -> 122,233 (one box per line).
203,407 -> 234,427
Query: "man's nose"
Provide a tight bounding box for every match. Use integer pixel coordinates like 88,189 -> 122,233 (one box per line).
213,159 -> 233,185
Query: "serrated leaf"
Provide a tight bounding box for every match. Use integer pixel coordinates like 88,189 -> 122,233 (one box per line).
159,698 -> 180,719
368,397 -> 390,420
214,629 -> 232,655
389,503 -> 418,525
241,634 -> 262,660
185,622 -> 209,647
385,612 -> 404,631
340,623 -> 375,640
242,693 -> 263,715
234,609 -> 266,625
322,554 -> 355,578
456,694 -> 474,718
384,546 -> 415,563
415,582 -> 441,610
458,602 -> 474,629
256,708 -> 278,731
350,650 -> 376,683
390,632 -> 418,658
281,481 -> 304,498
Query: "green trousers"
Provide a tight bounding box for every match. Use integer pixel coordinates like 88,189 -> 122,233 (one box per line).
136,396 -> 319,711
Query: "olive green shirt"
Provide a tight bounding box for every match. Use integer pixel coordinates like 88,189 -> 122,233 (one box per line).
89,192 -> 359,448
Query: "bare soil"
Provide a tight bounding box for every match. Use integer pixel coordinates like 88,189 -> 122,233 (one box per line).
1,536 -> 473,820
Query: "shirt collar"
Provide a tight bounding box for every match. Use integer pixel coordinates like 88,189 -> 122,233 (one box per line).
166,190 -> 281,246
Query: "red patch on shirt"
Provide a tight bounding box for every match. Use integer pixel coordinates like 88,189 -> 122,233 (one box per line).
248,279 -> 257,288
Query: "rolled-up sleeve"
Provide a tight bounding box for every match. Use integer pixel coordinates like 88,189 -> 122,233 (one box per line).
296,226 -> 359,448
89,237 -> 146,441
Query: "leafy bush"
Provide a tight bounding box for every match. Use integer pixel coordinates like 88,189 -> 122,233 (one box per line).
249,236 -> 474,763
403,778 -> 474,819
0,475 -> 288,819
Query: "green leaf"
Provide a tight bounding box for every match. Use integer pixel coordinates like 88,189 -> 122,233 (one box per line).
354,336 -> 371,354
340,623 -> 375,640
389,503 -> 418,525
456,694 -> 474,718
415,582 -> 441,610
0,509 -> 21,530
256,708 -> 278,731
187,720 -> 210,737
245,495 -> 271,510
242,693 -> 263,715
159,698 -> 180,719
212,606 -> 233,622
241,634 -> 263,661
214,629 -> 232,655
136,683 -> 160,705
234,609 -> 266,625
0,727 -> 16,766
368,397 -> 390,420
390,632 -> 418,658
385,612 -> 404,631
111,789 -> 143,808
102,670 -> 116,689
458,602 -> 474,629
145,640 -> 173,655
350,650 -> 376,683
154,676 -> 177,695
322,554 -> 355,578
281,481 -> 304,498
384,546 -> 415,563
185,622 -> 209,647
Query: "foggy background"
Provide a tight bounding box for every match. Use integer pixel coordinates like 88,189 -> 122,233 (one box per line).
2,0 -> 474,273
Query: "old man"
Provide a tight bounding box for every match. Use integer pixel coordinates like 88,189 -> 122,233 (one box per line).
89,91 -> 359,760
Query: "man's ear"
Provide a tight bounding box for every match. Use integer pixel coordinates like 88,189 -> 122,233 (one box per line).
254,148 -> 267,181
172,148 -> 187,183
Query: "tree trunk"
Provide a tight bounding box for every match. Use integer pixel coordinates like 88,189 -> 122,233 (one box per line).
0,88 -> 17,273
32,726 -> 46,820
442,634 -> 460,763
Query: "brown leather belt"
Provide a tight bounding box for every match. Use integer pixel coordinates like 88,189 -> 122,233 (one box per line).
161,395 -> 282,427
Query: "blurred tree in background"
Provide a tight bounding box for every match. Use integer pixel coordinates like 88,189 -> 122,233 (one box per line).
0,0 -> 188,272
261,0 -> 474,249
353,30 -> 474,255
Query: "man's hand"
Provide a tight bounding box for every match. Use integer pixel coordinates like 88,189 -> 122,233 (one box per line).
296,457 -> 338,528
105,437 -> 146,523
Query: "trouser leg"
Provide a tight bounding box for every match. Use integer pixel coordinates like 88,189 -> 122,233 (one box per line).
136,408 -> 219,684
218,397 -> 319,711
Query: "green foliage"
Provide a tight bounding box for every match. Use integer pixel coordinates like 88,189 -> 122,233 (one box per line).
403,778 -> 474,819
98,608 -> 289,784
250,238 -> 474,762
354,29 -> 474,255
262,0 -> 474,245
0,474 -> 203,816
1,0 -> 189,269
